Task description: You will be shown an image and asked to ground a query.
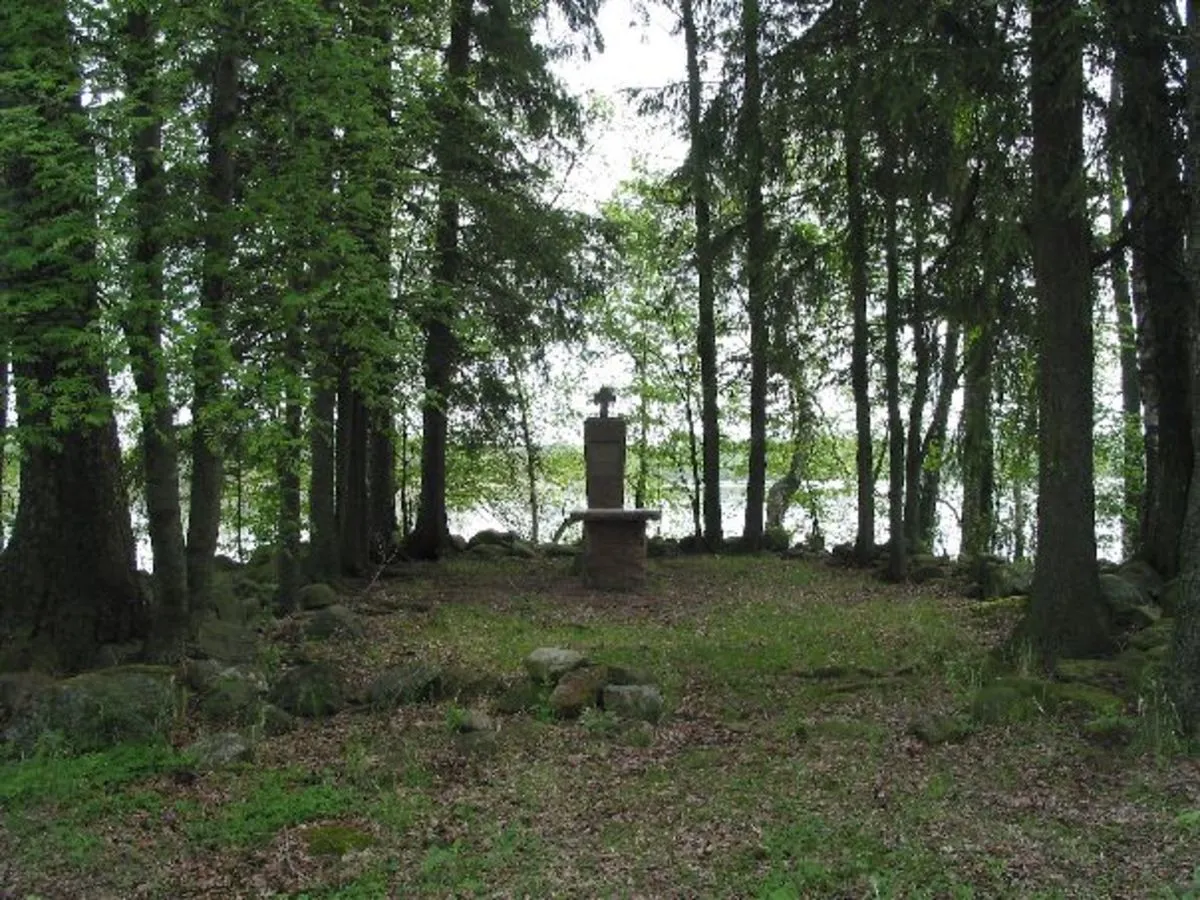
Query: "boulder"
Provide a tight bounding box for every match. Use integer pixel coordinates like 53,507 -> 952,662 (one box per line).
494,678 -> 544,714
525,647 -> 588,684
453,709 -> 495,733
262,703 -> 299,736
509,539 -> 539,559
196,619 -> 259,664
305,605 -> 366,641
186,731 -> 254,770
0,671 -> 55,726
549,666 -> 609,719
5,666 -> 180,753
466,543 -> 507,560
448,534 -> 469,553
909,564 -> 946,585
270,663 -> 346,718
602,684 -> 664,723
1117,560 -> 1165,603
297,585 -> 340,614
467,529 -> 519,549
1098,573 -> 1158,630
540,543 -> 579,559
197,667 -> 269,725
298,583 -> 339,611
367,662 -> 445,708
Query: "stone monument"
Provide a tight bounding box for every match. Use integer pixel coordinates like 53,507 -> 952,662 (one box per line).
569,387 -> 661,591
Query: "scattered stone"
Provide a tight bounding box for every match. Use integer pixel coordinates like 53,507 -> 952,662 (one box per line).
196,620 -> 259,664
540,543 -> 578,558
907,714 -> 976,745
367,663 -> 445,708
453,709 -> 495,733
5,666 -> 180,754
447,534 -> 469,553
262,703 -> 299,736
604,665 -> 657,687
510,539 -> 538,559
525,647 -> 588,683
549,665 -> 609,719
909,564 -> 946,585
197,667 -> 268,725
602,684 -> 664,723
494,678 -> 544,714
305,605 -> 366,641
186,731 -> 254,770
270,663 -> 346,718
1128,620 -> 1173,652
298,583 -> 339,611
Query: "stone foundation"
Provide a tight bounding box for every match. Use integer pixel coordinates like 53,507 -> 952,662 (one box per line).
570,508 -> 661,592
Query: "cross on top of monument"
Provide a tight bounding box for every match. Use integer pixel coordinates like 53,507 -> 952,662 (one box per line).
593,386 -> 616,418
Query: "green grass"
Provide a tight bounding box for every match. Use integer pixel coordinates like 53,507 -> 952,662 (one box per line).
0,556 -> 1193,898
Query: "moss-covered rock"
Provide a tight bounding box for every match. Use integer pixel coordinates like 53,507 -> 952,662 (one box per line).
6,666 -> 181,753
186,731 -> 254,770
196,620 -> 259,664
549,666 -> 609,719
367,663 -> 445,708
297,583 -> 338,611
906,714 -> 977,745
525,647 -> 588,683
494,678 -> 545,715
270,663 -> 346,718
1098,574 -> 1157,630
302,824 -> 374,856
1129,620 -> 1174,652
305,605 -> 365,641
970,675 -> 1124,726
601,684 -> 664,723
197,669 -> 267,725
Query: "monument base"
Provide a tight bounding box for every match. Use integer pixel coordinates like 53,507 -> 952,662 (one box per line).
568,508 -> 661,592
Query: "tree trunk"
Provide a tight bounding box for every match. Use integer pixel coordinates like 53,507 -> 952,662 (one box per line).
0,1 -> 145,671
740,0 -> 769,551
188,10 -> 238,614
122,7 -> 189,659
682,0 -> 723,551
683,375 -> 703,541
881,134 -> 906,582
1106,71 -> 1143,560
903,205 -> 931,552
308,347 -> 337,580
514,371 -> 540,544
276,318 -> 303,614
368,410 -> 397,560
960,308 -> 995,560
1108,0 -> 1193,580
919,322 -> 961,549
1023,0 -> 1109,663
0,348 -> 7,550
410,0 -> 470,560
1168,0 -> 1200,739
845,62 -> 875,564
336,374 -> 370,576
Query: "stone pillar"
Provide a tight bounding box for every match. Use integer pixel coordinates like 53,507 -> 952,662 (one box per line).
584,416 -> 626,509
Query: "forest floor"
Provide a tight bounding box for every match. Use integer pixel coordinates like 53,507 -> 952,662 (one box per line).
2,555 -> 1199,899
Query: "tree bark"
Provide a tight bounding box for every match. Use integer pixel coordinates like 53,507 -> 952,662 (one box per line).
336,374 -> 370,576
0,348 -> 7,550
845,60 -> 875,564
903,204 -> 931,552
919,322 -> 960,549
1023,0 -> 1109,663
1108,0 -> 1193,579
960,307 -> 995,560
0,0 -> 145,671
368,410 -> 397,559
276,319 -> 303,614
740,0 -> 769,551
188,8 -> 238,614
681,0 -> 723,551
1168,0 -> 1200,739
514,370 -> 540,544
881,133 -> 906,582
308,348 -> 337,580
122,6 -> 189,659
410,0 -> 471,560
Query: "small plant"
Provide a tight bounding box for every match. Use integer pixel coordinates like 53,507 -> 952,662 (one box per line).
579,706 -> 618,736
444,705 -> 471,732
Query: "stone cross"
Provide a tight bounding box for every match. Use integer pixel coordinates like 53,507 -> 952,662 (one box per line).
593,386 -> 616,418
